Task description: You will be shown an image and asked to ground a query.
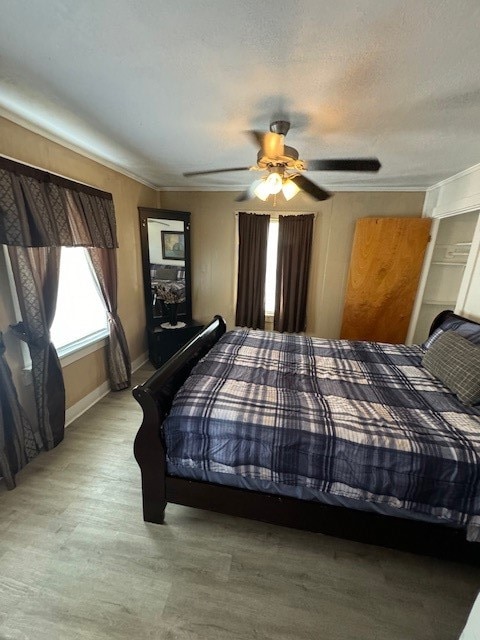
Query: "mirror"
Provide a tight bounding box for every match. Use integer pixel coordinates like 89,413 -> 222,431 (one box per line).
139,208 -> 192,328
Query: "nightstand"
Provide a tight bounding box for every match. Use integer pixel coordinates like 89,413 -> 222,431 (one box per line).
147,321 -> 204,368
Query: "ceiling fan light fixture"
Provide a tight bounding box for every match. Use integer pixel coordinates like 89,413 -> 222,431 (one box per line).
282,178 -> 301,201
253,179 -> 271,201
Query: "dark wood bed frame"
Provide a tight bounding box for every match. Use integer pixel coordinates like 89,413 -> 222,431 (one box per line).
133,311 -> 480,564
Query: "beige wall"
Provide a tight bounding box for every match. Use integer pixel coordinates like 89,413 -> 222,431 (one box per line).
160,190 -> 426,338
0,117 -> 158,408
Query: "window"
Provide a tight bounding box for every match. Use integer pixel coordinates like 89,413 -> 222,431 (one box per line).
50,247 -> 108,355
236,211 -> 314,328
265,218 -> 279,316
3,245 -> 108,373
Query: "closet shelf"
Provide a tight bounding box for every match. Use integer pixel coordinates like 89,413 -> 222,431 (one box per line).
423,300 -> 457,306
436,242 -> 472,247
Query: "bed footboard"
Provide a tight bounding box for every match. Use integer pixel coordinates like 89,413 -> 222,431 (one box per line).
132,315 -> 226,523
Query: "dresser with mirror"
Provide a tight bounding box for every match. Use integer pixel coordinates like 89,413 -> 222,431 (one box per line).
139,207 -> 203,367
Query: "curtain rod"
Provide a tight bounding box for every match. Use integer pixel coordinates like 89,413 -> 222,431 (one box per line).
234,211 -> 317,218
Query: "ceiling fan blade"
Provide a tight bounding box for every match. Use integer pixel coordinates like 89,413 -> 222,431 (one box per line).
183,166 -> 251,177
235,190 -> 251,202
247,130 -> 265,148
235,178 -> 266,202
291,174 -> 331,201
235,187 -> 254,202
306,158 -> 381,172
247,130 -> 284,158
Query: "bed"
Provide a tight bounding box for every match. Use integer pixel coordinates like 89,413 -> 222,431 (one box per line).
133,310 -> 480,562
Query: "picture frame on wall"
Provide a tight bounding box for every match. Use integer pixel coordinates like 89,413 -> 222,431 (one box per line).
161,231 -> 185,260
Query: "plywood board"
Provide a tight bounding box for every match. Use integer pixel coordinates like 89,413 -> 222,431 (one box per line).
340,217 -> 431,343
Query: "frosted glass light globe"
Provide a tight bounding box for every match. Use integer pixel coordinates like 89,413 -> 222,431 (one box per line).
265,172 -> 283,194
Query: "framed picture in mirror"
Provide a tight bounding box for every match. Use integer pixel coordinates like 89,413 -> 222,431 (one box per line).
161,231 -> 185,260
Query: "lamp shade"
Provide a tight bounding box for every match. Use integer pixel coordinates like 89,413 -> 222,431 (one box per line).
253,179 -> 270,201
265,172 -> 283,194
282,179 -> 301,201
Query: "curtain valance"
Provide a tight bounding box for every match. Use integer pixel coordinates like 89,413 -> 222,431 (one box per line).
0,156 -> 117,248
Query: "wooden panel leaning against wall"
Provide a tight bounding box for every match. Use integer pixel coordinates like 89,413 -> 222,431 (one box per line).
340,217 -> 431,343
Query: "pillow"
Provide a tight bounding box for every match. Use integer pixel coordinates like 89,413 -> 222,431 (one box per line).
423,315 -> 480,349
422,331 -> 480,405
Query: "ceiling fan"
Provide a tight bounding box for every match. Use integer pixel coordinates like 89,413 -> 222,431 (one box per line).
183,120 -> 381,203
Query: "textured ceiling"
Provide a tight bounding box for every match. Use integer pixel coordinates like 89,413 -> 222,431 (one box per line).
1,0 -> 480,191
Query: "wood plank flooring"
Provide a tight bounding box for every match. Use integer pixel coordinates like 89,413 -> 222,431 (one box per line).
1,364 -> 479,639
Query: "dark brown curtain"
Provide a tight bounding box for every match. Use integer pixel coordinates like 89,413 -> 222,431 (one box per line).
235,212 -> 270,330
0,332 -> 41,489
87,248 -> 131,390
274,214 -> 314,333
8,246 -> 65,449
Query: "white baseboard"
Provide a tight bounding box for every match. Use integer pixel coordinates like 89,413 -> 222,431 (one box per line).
132,351 -> 149,373
65,380 -> 110,426
65,351 -> 148,427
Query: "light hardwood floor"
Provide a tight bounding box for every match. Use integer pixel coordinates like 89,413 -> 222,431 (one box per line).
1,364 -> 479,640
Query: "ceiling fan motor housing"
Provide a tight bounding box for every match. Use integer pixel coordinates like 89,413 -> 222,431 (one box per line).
257,146 -> 304,170
270,120 -> 291,136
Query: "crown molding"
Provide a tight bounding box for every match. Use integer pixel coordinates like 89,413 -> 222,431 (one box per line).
426,161 -> 480,192
0,106 -> 159,190
159,184 -> 427,193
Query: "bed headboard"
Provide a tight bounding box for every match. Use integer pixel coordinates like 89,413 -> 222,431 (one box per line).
150,264 -> 185,281
429,310 -> 480,336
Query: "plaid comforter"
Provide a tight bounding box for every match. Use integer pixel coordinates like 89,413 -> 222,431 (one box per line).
163,329 -> 480,536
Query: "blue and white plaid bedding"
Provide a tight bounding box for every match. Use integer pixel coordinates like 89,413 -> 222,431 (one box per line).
163,329 -> 480,538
